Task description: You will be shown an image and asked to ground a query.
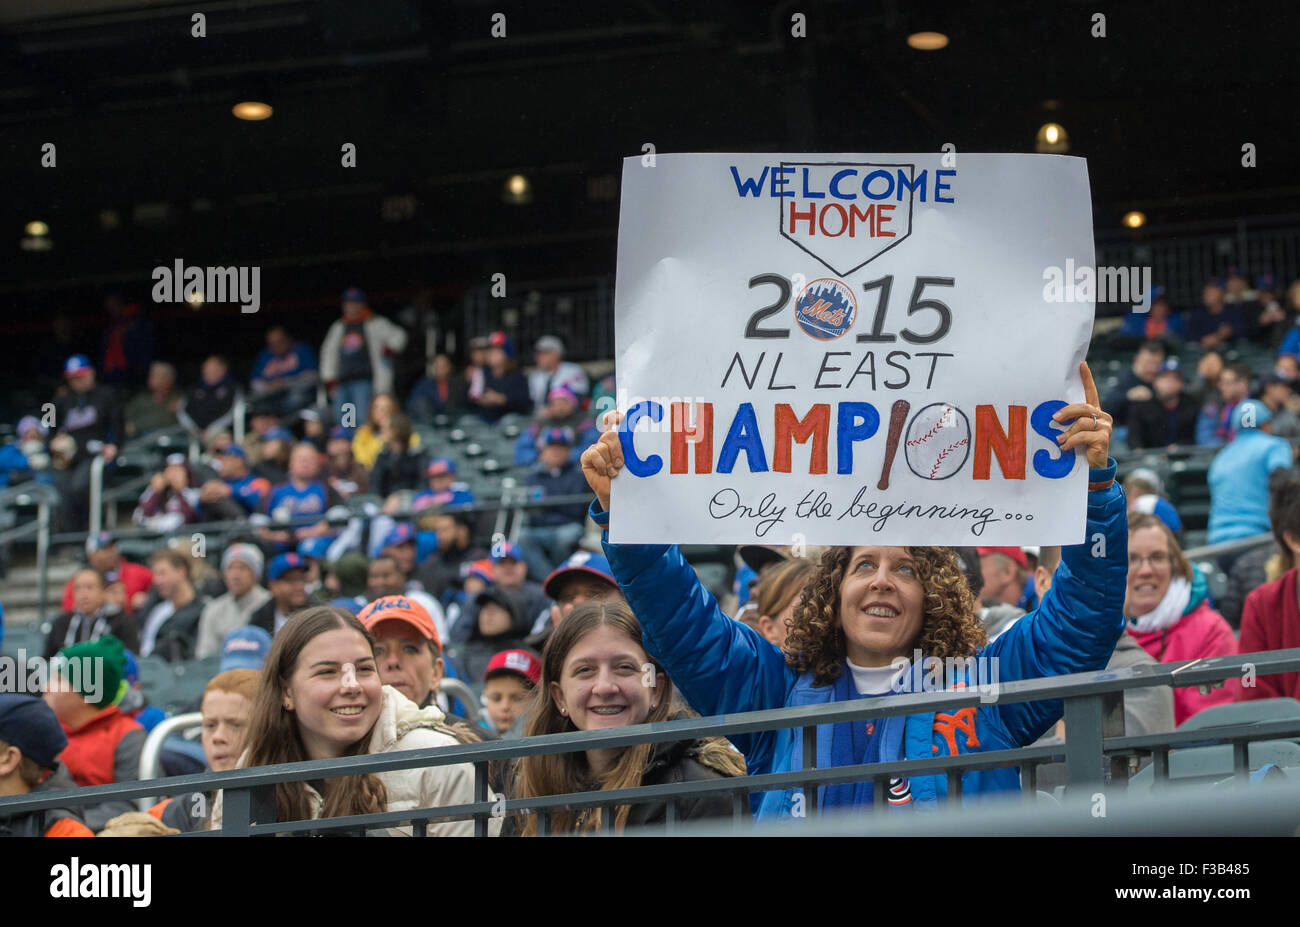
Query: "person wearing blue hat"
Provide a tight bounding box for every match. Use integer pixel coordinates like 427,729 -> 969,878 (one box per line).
198,443 -> 272,518
1184,277 -> 1245,349
1127,359 -> 1199,449
411,457 -> 476,513
1208,398 -> 1297,544
325,425 -> 369,500
219,625 -> 273,672
0,694 -> 95,836
521,551 -> 624,653
52,354 -> 124,533
452,541 -> 550,652
467,330 -> 531,422
517,426 -> 592,582
248,553 -> 310,635
320,285 -> 408,433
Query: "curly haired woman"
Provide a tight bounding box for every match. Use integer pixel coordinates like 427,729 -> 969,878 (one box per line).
577,363 -> 1129,820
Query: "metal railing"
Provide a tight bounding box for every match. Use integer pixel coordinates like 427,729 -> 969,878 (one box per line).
4,648 -> 1298,836
0,481 -> 58,624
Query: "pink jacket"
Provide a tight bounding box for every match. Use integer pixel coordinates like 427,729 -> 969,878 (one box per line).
1128,602 -> 1240,726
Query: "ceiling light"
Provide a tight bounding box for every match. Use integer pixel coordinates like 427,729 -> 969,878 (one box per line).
503,174 -> 532,205
1122,211 -> 1147,229
25,220 -> 48,237
232,101 -> 273,121
1035,122 -> 1070,153
907,32 -> 949,50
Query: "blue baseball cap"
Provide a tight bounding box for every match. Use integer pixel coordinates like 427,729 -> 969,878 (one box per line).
491,541 -> 524,563
539,426 -> 575,447
85,531 -> 115,554
63,354 -> 93,378
543,551 -> 617,599
488,330 -> 515,359
342,286 -> 366,303
426,457 -> 456,477
220,626 -> 273,673
261,427 -> 294,443
219,443 -> 248,461
328,426 -> 350,440
297,537 -> 333,561
268,552 -> 307,581
382,523 -> 415,549
0,694 -> 67,769
1232,399 -> 1272,431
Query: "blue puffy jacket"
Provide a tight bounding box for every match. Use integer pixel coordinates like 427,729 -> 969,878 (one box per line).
593,460 -> 1128,821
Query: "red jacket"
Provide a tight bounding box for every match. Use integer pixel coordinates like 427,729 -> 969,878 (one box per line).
60,705 -> 143,787
62,560 -> 153,615
1129,602 -> 1240,726
1239,567 -> 1300,701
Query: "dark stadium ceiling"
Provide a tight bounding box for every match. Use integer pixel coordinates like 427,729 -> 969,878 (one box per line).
1,0 -> 1297,306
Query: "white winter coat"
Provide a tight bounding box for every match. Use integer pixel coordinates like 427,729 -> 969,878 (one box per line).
210,685 -> 493,836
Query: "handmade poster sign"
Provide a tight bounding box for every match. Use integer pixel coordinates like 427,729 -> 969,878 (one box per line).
609,153 -> 1096,545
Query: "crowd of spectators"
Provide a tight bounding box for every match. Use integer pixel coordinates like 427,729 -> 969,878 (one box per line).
5,271 -> 1300,837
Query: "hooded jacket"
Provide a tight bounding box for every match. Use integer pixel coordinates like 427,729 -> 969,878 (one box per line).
591,461 -> 1128,822
209,685 -> 491,836
1127,566 -> 1239,726
450,587 -> 538,687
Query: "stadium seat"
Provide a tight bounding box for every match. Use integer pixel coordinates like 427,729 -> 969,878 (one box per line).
1127,740 -> 1300,792
1177,698 -> 1300,733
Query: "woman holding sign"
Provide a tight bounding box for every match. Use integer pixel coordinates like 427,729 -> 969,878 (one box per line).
578,363 -> 1127,819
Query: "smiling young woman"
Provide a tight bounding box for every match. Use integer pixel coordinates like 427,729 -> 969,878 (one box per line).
208,606 -> 488,836
507,601 -> 744,835
579,362 -> 1131,820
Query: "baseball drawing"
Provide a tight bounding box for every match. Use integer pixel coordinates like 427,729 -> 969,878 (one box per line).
904,402 -> 971,480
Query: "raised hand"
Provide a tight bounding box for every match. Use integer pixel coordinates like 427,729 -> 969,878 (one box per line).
1052,361 -> 1113,470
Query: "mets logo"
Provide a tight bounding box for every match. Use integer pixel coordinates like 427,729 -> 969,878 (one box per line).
794,277 -> 857,340
778,161 -> 916,276
887,777 -> 913,806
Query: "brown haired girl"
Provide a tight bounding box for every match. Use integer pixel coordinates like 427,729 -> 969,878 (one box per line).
508,600 -> 743,834
579,362 -> 1129,820
209,605 -> 484,835
744,557 -> 817,648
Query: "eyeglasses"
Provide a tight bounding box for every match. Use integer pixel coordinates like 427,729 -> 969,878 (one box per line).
1128,552 -> 1171,568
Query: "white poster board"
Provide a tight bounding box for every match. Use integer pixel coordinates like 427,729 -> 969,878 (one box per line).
610,153 -> 1095,546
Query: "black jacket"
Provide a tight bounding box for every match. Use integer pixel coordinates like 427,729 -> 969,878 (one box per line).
56,384 -> 125,462
43,606 -> 140,660
416,543 -> 489,601
448,586 -> 537,687
0,767 -> 92,837
1127,394 -> 1200,449
137,591 -> 207,662
371,446 -> 429,497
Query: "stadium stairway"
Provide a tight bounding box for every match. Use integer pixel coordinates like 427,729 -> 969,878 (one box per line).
0,551 -> 79,634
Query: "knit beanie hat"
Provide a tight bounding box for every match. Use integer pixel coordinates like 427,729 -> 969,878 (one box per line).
221,542 -> 265,582
53,635 -> 129,709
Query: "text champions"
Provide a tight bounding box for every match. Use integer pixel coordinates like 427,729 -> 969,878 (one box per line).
615,398 -> 1078,484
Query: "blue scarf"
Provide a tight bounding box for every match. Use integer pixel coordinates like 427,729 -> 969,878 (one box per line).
820,662 -> 911,811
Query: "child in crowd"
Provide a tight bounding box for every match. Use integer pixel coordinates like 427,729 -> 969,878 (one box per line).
148,668 -> 260,832
482,649 -> 541,738
42,635 -> 145,832
0,694 -> 95,836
